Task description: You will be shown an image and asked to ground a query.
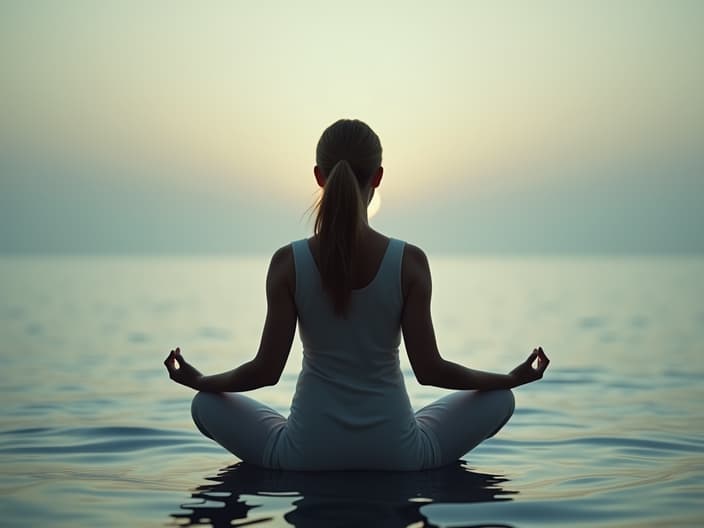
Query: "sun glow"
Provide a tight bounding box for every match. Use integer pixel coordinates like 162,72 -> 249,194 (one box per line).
368,191 -> 382,220
2,3 -> 701,253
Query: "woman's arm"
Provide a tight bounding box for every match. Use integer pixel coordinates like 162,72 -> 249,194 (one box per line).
165,245 -> 297,392
400,245 -> 549,390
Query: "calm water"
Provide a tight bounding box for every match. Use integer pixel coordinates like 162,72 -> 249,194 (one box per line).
0,255 -> 703,527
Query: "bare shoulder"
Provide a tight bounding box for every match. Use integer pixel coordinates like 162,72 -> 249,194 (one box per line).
270,243 -> 293,267
401,242 -> 431,298
403,243 -> 429,269
267,244 -> 295,294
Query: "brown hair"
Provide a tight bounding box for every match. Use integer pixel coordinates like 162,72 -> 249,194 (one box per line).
314,119 -> 382,315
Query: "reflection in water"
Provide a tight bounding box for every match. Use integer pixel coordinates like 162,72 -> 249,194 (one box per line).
169,461 -> 516,527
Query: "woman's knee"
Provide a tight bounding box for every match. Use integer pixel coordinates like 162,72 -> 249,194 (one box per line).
482,389 -> 514,439
482,388 -> 514,421
191,391 -> 208,417
191,391 -> 219,437
496,388 -> 515,418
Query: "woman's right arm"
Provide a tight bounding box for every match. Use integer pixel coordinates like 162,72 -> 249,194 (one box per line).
400,244 -> 549,390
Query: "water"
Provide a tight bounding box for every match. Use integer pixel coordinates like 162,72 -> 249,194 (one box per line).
1,255 -> 703,527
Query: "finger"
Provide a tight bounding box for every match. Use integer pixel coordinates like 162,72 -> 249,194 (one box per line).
164,349 -> 178,365
537,356 -> 550,373
538,349 -> 550,365
525,349 -> 539,365
164,358 -> 175,374
165,350 -> 181,370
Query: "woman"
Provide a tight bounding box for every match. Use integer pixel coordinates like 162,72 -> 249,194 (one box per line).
164,119 -> 550,471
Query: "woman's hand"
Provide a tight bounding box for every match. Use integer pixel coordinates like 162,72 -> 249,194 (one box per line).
509,347 -> 550,387
164,347 -> 203,390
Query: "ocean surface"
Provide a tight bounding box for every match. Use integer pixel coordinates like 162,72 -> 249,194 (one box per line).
0,255 -> 702,527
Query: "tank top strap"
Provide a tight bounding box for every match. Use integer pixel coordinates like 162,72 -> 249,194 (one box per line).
291,239 -> 311,265
375,238 -> 405,289
291,239 -> 319,304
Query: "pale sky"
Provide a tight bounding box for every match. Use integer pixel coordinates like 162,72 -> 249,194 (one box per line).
1,1 -> 702,254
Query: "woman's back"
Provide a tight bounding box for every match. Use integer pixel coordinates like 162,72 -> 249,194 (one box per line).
275,237 -> 432,470
295,235 -> 402,358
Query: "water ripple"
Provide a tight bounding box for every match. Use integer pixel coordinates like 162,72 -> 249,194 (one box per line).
2,255 -> 702,527
0,426 -> 199,456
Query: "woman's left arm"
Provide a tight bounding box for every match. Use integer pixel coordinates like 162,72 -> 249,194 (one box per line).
164,245 -> 297,392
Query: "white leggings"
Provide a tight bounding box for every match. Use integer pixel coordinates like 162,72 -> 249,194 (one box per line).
191,389 -> 515,470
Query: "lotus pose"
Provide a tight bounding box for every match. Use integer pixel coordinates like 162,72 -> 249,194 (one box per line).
164,119 -> 550,470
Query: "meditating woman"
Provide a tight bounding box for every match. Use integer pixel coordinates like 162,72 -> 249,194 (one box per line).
164,118 -> 550,470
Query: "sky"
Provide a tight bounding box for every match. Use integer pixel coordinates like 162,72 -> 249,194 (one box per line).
1,0 -> 702,254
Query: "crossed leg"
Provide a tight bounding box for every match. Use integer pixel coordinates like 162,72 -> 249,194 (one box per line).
415,389 -> 515,468
190,391 -> 286,467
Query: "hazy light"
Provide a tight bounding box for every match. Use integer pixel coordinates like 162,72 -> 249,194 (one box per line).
368,191 -> 382,220
1,2 -> 702,254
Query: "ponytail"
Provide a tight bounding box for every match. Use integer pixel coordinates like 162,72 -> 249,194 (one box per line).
313,119 -> 382,316
314,160 -> 365,315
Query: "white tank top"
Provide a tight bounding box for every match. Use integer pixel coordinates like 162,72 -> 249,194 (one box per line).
264,238 -> 437,470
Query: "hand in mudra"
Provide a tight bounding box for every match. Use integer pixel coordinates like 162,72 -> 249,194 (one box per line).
509,347 -> 550,387
164,347 -> 203,390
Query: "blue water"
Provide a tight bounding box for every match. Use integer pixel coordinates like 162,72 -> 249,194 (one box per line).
1,255 -> 703,527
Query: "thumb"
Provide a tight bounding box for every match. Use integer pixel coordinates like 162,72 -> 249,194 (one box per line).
525,349 -> 539,366
174,347 -> 188,365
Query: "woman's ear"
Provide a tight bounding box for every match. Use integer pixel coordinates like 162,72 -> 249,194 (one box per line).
371,167 -> 384,188
314,166 -> 325,188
